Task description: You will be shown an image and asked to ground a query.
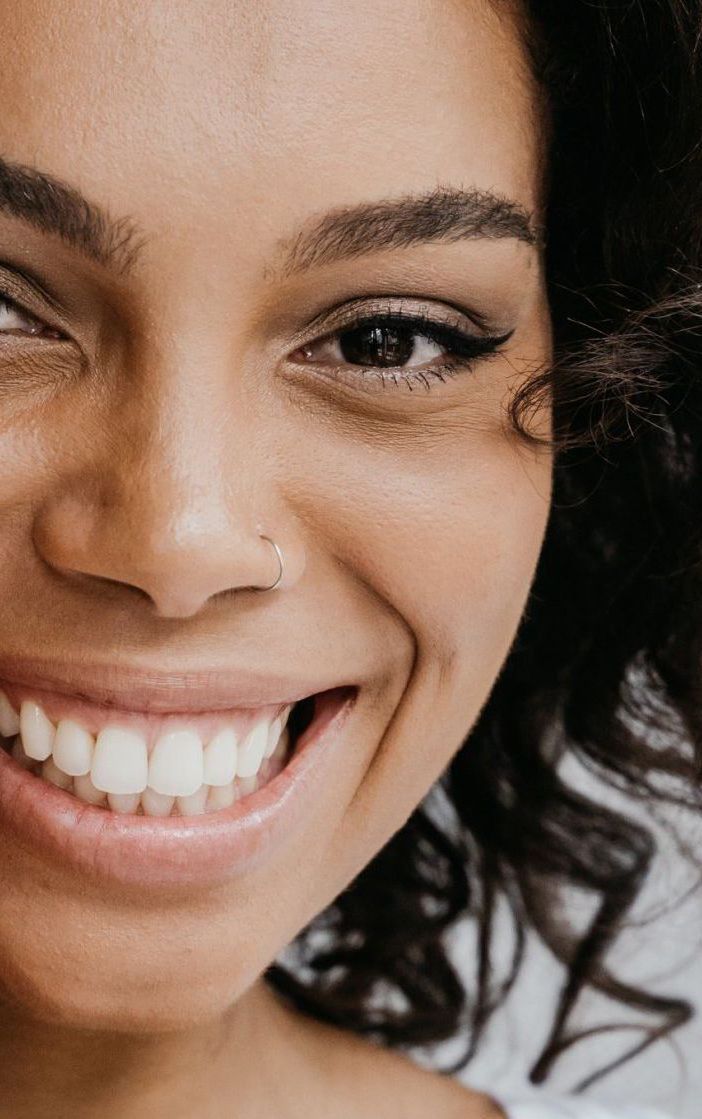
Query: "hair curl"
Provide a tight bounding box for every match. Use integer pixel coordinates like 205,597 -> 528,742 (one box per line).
265,0 -> 702,1091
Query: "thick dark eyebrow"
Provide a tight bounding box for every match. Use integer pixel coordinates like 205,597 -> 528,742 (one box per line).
0,158 -> 538,283
0,154 -> 146,273
272,185 -> 540,280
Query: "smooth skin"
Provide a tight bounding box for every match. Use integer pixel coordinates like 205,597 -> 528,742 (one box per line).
0,1 -> 550,1116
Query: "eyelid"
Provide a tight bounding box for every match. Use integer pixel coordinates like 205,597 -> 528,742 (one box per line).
292,294 -> 494,348
0,268 -> 67,335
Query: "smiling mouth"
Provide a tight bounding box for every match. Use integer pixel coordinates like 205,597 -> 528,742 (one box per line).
0,686 -> 338,817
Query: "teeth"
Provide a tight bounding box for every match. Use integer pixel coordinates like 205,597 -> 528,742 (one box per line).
2,691 -> 297,816
11,735 -> 35,770
202,727 -> 238,786
236,719 -> 269,778
264,715 -> 283,759
91,727 -> 148,795
141,787 -> 175,818
20,700 -> 55,761
206,782 -> 237,811
176,785 -> 208,816
0,691 -> 20,737
73,772 -> 107,806
148,729 -> 203,797
41,756 -> 72,790
107,792 -> 141,815
238,774 -> 259,796
264,705 -> 294,758
52,719 -> 94,776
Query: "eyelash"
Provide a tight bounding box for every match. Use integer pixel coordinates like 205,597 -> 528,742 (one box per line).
297,310 -> 513,392
0,292 -> 513,394
0,294 -> 61,339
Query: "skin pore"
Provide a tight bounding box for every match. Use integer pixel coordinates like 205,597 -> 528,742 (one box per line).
0,1 -> 551,1116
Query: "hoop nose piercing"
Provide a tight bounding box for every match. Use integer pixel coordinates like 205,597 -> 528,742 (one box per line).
255,533 -> 284,592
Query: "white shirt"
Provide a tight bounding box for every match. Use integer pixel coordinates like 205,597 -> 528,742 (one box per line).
500,1098 -> 671,1118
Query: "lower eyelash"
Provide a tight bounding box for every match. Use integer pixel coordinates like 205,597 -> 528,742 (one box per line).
324,314 -> 513,393
367,358 -> 466,392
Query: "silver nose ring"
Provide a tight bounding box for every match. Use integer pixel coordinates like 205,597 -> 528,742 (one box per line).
255,534 -> 284,592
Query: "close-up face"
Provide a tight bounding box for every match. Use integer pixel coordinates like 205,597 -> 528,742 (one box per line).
0,0 -> 551,1034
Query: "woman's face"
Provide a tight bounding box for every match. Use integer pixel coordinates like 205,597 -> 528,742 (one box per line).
0,0 -> 551,1031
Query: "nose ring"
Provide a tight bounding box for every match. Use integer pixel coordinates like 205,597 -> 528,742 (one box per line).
255,533 -> 284,592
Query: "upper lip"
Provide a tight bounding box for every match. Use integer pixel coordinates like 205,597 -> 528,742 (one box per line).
0,653 -> 347,713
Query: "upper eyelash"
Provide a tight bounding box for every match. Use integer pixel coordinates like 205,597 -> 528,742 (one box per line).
0,293 -> 52,336
306,309 -> 514,391
0,291 -> 513,394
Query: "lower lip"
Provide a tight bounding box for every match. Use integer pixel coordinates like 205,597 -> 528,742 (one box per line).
0,686 -> 357,892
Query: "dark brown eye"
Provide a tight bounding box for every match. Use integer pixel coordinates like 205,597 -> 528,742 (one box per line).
337,323 -> 417,368
0,296 -> 60,339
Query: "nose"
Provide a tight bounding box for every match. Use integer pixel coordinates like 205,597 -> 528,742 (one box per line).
32,374 -> 298,619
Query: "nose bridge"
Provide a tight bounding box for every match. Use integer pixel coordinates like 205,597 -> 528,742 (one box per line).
34,327 -> 282,618
119,362 -> 251,547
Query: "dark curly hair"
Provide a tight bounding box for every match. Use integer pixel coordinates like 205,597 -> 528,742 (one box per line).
265,0 -> 702,1091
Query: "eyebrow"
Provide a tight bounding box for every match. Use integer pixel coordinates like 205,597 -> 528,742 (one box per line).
0,155 -> 539,280
272,184 -> 540,279
0,154 -> 146,273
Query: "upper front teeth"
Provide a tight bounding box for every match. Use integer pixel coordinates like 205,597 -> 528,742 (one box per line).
0,692 -> 19,738
92,727 -> 150,794
20,701 -> 54,761
3,693 -> 293,801
147,729 -> 203,797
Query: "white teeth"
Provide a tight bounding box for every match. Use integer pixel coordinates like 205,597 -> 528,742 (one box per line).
238,774 -> 259,796
41,756 -> 72,789
11,735 -> 34,770
73,772 -> 107,806
7,691 -> 293,816
264,704 -> 294,758
202,727 -> 238,786
0,691 -> 19,737
20,700 -> 55,761
176,785 -> 208,816
91,727 -> 148,794
272,726 -> 290,761
263,715 -> 282,759
148,729 -> 203,797
107,792 -> 141,815
52,719 -> 94,776
236,719 -> 269,778
206,782 -> 237,811
141,787 -> 175,817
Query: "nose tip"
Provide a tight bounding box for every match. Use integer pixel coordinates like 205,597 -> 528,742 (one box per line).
33,490 -> 295,619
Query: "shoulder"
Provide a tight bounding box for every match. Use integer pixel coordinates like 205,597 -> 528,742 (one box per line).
348,1043 -> 506,1119
415,1073 -> 506,1119
282,1000 -> 505,1118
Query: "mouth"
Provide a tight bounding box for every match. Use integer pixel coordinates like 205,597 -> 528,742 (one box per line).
0,678 -> 358,890
0,685 -> 325,818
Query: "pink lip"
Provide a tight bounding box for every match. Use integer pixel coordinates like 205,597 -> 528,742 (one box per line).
0,653 -> 345,712
0,685 -> 357,892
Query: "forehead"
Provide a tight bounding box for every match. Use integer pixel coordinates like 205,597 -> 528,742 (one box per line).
0,0 -> 541,268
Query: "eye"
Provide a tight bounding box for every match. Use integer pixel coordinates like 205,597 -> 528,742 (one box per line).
299,318 -> 449,369
0,295 -> 63,339
290,306 -> 513,393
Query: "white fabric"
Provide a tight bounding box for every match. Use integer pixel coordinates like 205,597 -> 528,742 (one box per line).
500,1099 -> 671,1118
430,756 -> 702,1117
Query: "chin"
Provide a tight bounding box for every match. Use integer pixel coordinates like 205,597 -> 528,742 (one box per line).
0,925 -> 256,1034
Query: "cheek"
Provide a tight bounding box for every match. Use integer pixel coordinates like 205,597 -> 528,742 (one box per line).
288,418 -> 552,671
279,416 -> 552,883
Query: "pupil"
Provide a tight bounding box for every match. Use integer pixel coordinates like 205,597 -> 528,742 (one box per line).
340,325 -> 414,367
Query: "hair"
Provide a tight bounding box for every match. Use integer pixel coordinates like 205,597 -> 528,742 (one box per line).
265,0 -> 702,1092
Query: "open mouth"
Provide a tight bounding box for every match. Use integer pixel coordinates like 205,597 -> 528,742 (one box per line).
0,686 -> 343,818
